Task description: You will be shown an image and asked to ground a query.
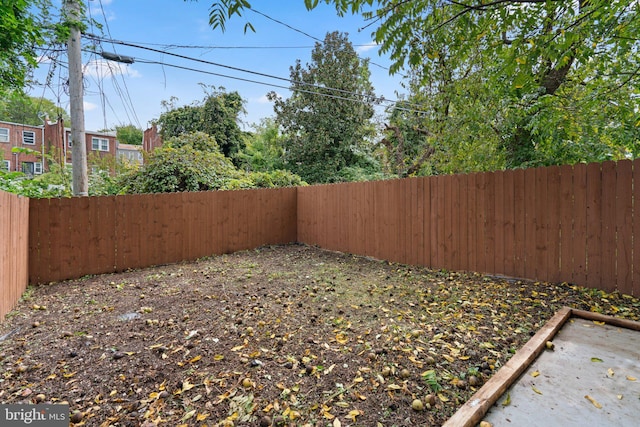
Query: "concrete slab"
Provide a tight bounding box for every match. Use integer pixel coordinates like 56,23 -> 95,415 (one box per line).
444,308 -> 640,427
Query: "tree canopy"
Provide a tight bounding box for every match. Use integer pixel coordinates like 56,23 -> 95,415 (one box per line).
205,0 -> 639,171
115,124 -> 143,146
270,31 -> 378,183
156,87 -> 246,160
0,0 -> 50,97
0,91 -> 69,125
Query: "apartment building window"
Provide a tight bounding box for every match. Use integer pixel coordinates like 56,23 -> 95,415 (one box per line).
22,162 -> 43,175
34,162 -> 43,174
1,160 -> 9,171
0,128 -> 8,142
22,130 -> 36,145
92,137 -> 109,151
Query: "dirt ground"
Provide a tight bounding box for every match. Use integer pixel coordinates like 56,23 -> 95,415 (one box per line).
1,244 -> 639,427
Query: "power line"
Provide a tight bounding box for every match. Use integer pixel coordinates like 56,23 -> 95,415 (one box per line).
83,34 -> 426,113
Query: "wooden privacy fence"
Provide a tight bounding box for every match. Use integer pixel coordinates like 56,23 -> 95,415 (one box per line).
28,187 -> 297,284
1,158 -> 639,322
298,159 -> 639,296
0,192 -> 29,320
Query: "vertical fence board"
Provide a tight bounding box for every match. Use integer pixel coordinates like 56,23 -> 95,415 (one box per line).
475,173 -> 487,274
558,165 -> 574,283
633,159 -> 640,295
586,163 -> 603,289
513,169 -> 526,278
534,167 -> 549,281
615,160 -> 633,294
96,196 -> 116,274
494,171 -> 505,275
421,177 -> 432,267
457,174 -> 468,271
466,174 -> 477,272
451,174 -> 462,271
436,176 -> 447,269
572,164 -> 588,285
545,167 -> 561,283
443,175 -> 453,268
502,170 -> 515,277
523,169 -> 537,279
600,161 -> 617,292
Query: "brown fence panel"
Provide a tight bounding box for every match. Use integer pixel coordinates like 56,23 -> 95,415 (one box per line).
600,161 -> 618,292
558,165 -> 573,283
512,169 -> 526,278
0,192 -> 29,320
615,160 -> 633,294
545,166 -> 561,282
534,167 -> 549,281
466,173 -> 477,272
633,159 -> 640,295
586,163 -> 603,289
502,170 -> 515,277
572,164 -> 588,285
523,168 -> 537,279
484,171 -> 496,274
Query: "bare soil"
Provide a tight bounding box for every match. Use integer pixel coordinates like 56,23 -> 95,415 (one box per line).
1,244 -> 639,427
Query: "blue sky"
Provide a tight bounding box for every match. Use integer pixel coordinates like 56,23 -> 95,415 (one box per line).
31,0 -> 406,132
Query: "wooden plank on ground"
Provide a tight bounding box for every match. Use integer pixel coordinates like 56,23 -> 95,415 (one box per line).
443,307 -> 573,427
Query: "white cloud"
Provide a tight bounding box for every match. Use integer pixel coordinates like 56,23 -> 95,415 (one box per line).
255,94 -> 276,104
84,100 -> 98,111
357,41 -> 379,53
83,59 -> 141,79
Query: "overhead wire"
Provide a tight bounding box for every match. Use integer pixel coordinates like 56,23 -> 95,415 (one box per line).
84,34 -> 427,114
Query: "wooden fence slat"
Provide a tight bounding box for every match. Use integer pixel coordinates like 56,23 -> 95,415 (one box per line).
586,162 -> 603,289
600,161 -> 617,292
546,166 -> 561,283
475,174 -> 486,273
513,169 -> 526,278
502,170 -> 515,277
492,171 -> 504,275
572,164 -> 588,285
558,165 -> 574,284
523,169 -> 537,280
421,177 -> 432,267
443,175 -> 453,269
615,160 -> 633,294
451,174 -> 462,271
457,174 -> 469,271
534,167 -> 549,281
466,174 -> 477,273
633,159 -> 640,296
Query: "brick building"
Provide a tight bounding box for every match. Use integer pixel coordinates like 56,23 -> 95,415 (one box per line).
1,119 -> 118,175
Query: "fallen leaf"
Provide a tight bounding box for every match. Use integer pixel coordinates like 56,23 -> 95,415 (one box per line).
585,395 -> 602,408
501,392 -> 511,407
626,376 -> 637,381
607,368 -> 614,378
333,418 -> 342,427
531,370 -> 540,378
531,385 -> 542,395
591,357 -> 603,363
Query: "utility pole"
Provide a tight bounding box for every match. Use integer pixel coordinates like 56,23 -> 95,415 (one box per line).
64,0 -> 88,196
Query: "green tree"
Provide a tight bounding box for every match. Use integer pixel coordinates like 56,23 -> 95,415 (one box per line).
270,31 -> 377,183
0,0 -> 51,96
0,92 -> 69,125
156,87 -> 246,160
205,0 -> 639,169
115,124 -> 143,146
237,118 -> 285,172
120,132 -> 240,194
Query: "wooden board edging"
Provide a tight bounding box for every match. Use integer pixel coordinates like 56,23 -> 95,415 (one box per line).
443,307 -> 640,426
443,307 -> 572,427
